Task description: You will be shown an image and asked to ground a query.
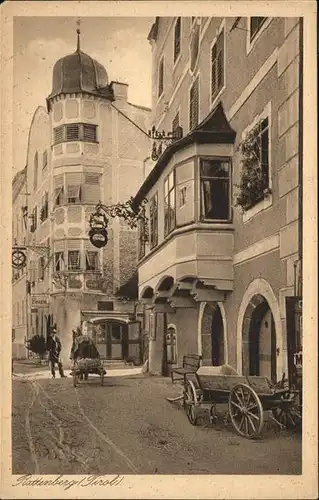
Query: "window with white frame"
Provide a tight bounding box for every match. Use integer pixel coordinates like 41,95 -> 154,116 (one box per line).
85,251 -> 99,271
67,185 -> 81,204
54,251 -> 64,272
149,193 -> 158,249
54,186 -> 64,207
200,158 -> 231,221
174,17 -> 181,62
189,21 -> 200,73
158,57 -> 164,98
68,251 -> 81,271
211,28 -> 224,104
164,171 -> 176,236
249,17 -> 267,42
189,76 -> 199,130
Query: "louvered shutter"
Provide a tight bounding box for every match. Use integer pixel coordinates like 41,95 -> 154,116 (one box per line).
54,126 -> 64,144
190,23 -> 200,73
174,18 -> 181,62
83,124 -> 97,142
189,77 -> 199,130
82,173 -> 101,204
66,124 -> 80,141
211,30 -> 224,101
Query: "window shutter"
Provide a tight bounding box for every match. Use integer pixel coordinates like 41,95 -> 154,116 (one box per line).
189,77 -> 199,130
66,124 -> 80,141
82,173 -> 101,203
174,18 -> 181,62
158,59 -> 164,97
190,23 -> 200,73
54,126 -> 64,144
83,124 -> 97,142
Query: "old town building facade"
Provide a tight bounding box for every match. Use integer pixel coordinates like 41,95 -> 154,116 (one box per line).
133,17 -> 303,383
12,32 -> 150,364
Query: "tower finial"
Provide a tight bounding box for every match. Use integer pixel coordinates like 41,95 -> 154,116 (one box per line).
76,18 -> 81,51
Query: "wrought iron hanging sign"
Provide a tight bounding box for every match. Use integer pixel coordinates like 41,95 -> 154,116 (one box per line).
88,198 -> 148,248
148,125 -> 183,161
12,249 -> 27,269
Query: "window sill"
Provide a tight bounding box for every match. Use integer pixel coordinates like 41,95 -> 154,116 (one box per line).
242,192 -> 273,223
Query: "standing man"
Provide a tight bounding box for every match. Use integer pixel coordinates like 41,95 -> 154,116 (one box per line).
47,326 -> 67,378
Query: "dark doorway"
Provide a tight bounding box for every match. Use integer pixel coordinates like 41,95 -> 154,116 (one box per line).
211,306 -> 224,365
248,301 -> 277,383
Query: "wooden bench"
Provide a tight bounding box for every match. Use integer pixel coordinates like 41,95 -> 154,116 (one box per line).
171,354 -> 202,383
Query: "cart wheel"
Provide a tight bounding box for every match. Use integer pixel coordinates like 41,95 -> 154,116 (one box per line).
272,400 -> 302,430
183,380 -> 199,425
73,371 -> 77,387
229,383 -> 264,438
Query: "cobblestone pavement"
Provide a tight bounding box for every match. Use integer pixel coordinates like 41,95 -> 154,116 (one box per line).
12,368 -> 302,475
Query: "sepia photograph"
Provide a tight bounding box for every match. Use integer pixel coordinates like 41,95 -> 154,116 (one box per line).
1,1 -> 317,499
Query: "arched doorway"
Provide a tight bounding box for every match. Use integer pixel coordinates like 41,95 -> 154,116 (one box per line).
201,303 -> 225,366
243,294 -> 277,382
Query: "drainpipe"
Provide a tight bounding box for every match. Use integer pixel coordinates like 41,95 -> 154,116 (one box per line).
297,17 -> 303,295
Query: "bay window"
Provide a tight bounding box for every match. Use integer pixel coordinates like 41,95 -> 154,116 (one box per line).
200,158 -> 231,221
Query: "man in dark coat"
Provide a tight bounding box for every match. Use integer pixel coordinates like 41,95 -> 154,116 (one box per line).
46,327 -> 66,378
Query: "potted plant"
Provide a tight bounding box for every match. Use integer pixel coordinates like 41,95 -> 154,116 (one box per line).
235,123 -> 271,211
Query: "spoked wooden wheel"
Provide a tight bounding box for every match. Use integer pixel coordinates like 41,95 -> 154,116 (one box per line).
229,384 -> 264,438
183,380 -> 199,425
272,399 -> 302,430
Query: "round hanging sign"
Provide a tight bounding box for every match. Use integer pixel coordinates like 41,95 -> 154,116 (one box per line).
12,249 -> 27,269
89,227 -> 108,248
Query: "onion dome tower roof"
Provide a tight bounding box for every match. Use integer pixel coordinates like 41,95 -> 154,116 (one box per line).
47,29 -> 114,103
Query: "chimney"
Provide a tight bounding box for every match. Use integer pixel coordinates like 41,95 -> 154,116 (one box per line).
110,81 -> 128,101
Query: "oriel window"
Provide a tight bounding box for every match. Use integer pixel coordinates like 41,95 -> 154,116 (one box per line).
164,171 -> 176,236
200,158 -> 231,221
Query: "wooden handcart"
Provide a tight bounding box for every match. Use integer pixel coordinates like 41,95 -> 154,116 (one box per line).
182,365 -> 302,439
71,335 -> 106,387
